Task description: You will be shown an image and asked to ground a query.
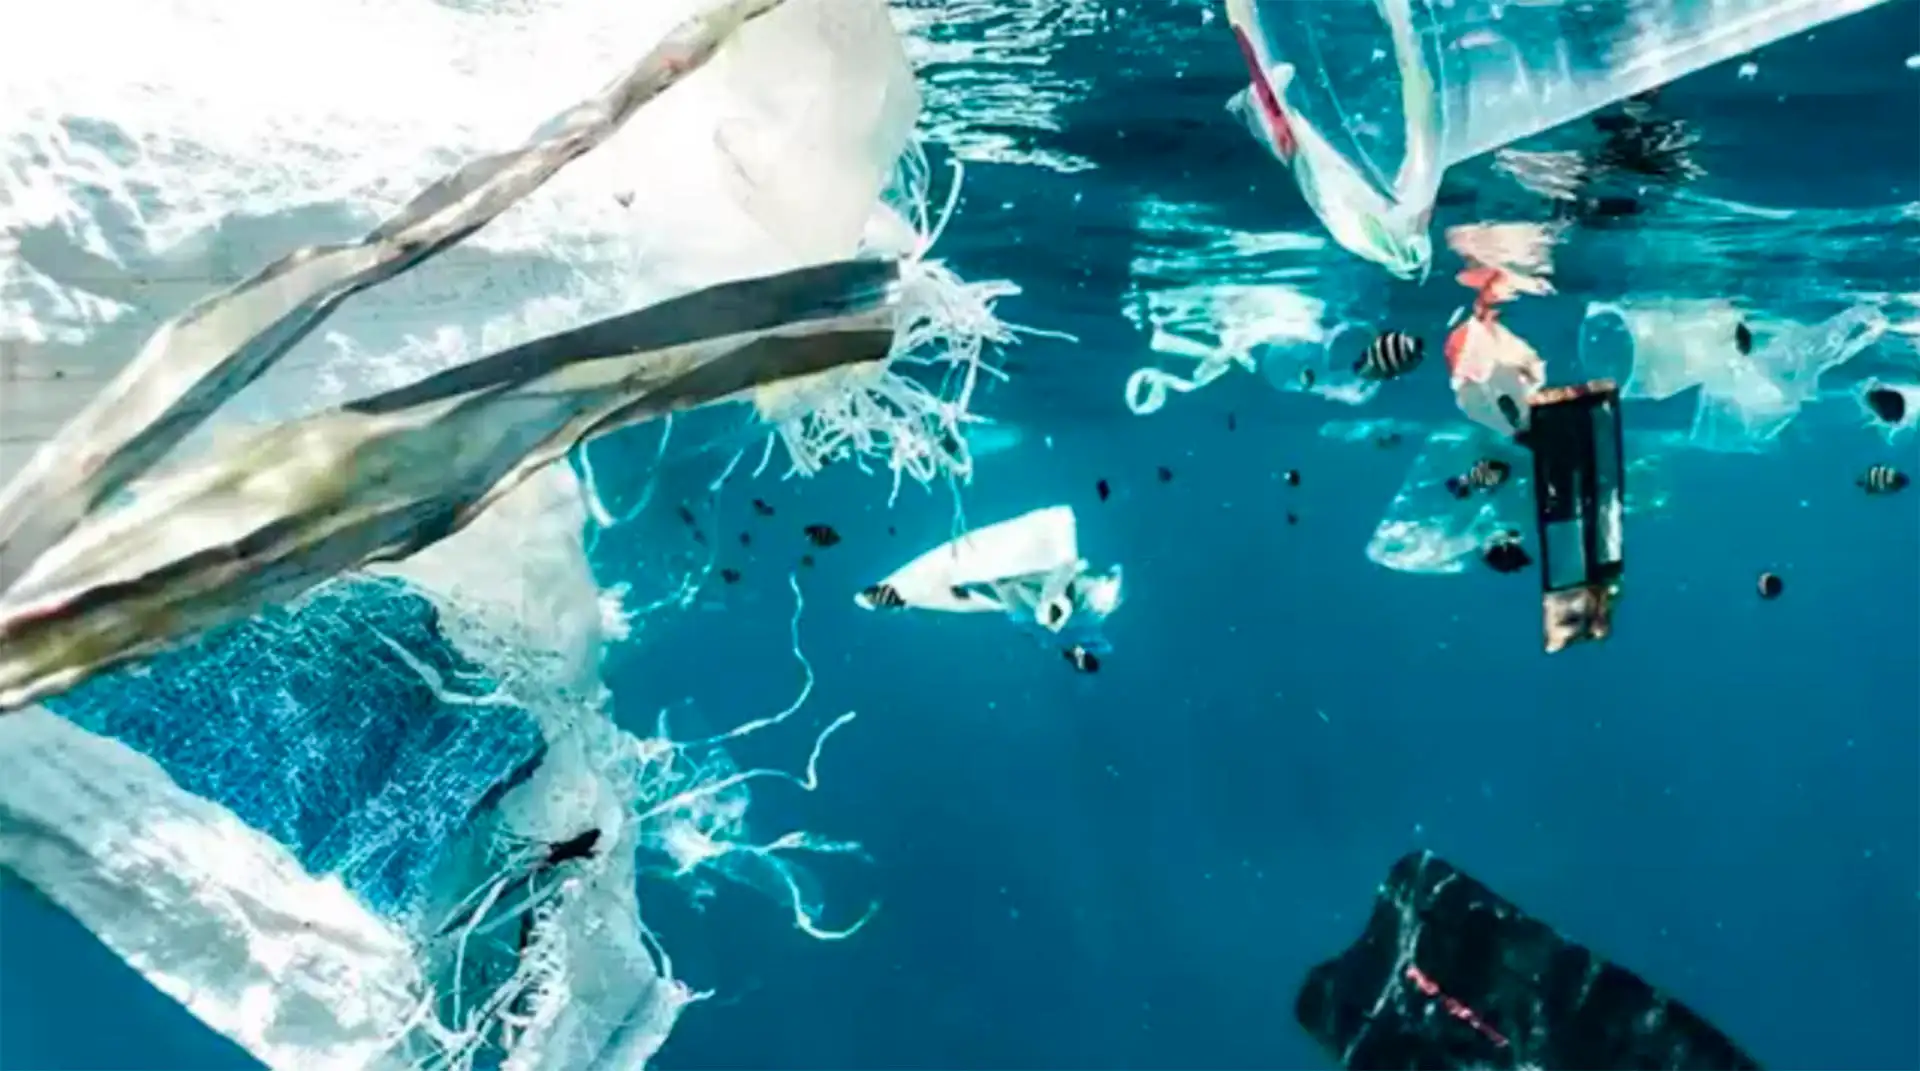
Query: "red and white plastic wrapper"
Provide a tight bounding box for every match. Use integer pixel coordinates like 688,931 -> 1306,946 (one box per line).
1442,223 -> 1559,437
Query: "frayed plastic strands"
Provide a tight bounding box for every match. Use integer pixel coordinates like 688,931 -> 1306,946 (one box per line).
749,153 -> 1019,498
622,576 -> 878,941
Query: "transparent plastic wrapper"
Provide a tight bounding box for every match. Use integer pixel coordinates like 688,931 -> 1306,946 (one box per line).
0,0 -> 969,1066
1121,198 -> 1380,411
1689,304 -> 1889,452
1222,0 -> 1890,274
1579,298 -> 1750,401
1367,424 -> 1671,576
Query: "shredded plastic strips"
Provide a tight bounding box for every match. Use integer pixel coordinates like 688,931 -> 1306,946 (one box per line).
1222,0 -> 1892,274
0,259 -> 904,714
0,0 -> 996,1067
0,0 -> 794,593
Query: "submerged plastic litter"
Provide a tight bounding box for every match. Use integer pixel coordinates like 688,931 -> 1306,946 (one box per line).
0,259 -> 904,713
1298,851 -> 1763,1069
1689,304 -> 1889,452
1223,0 -> 1891,273
0,0 -> 1010,1065
855,505 -> 1123,667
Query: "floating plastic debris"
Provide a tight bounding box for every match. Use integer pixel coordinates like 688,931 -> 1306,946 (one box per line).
1368,424 -> 1671,577
1298,851 -> 1762,1069
1222,0 -> 1890,274
0,260 -> 903,714
1442,222 -> 1560,438
1579,297 -> 1752,401
1689,303 -> 1890,452
0,0 -> 958,1067
855,505 -> 1123,671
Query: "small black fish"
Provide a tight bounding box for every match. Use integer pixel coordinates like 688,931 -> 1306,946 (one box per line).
545,829 -> 602,867
1583,195 -> 1642,220
1375,431 -> 1404,449
1482,530 -> 1532,574
887,525 -> 898,536
739,532 -> 752,547
803,524 -> 841,548
1156,466 -> 1173,483
1283,469 -> 1300,487
675,503 -> 698,527
1858,464 -> 1909,495
1756,572 -> 1784,600
1865,386 -> 1907,426
690,529 -> 708,547
1285,511 -> 1299,526
859,583 -> 907,609
614,192 -> 634,208
1097,479 -> 1111,502
799,554 -> 816,569
1355,331 -> 1424,381
1734,322 -> 1754,356
1062,645 -> 1100,674
719,568 -> 742,584
1298,368 -> 1317,390
1227,412 -> 1238,432
1446,458 -> 1512,499
751,498 -> 776,517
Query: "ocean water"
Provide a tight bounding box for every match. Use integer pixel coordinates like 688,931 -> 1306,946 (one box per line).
3,2 -> 1918,1069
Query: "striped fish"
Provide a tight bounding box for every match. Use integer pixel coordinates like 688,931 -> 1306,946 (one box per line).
1446,458 -> 1512,499
1857,465 -> 1909,495
1355,331 -> 1424,381
857,583 -> 908,609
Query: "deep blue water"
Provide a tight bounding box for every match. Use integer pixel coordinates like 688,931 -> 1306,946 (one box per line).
3,3 -> 1918,1069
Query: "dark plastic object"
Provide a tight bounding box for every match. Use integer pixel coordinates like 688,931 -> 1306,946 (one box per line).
1295,851 -> 1762,1071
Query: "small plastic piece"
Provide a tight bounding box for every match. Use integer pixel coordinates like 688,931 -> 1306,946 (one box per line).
1296,851 -> 1764,1070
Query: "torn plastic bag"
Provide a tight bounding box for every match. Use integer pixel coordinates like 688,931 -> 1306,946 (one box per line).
1368,423 -> 1671,576
1367,426 -> 1532,575
0,0 -> 794,594
1222,0 -> 1888,274
0,258 -> 900,713
1578,298 -> 1751,402
0,578 -> 551,1070
1296,851 -> 1763,1070
1689,304 -> 1888,452
1446,313 -> 1545,439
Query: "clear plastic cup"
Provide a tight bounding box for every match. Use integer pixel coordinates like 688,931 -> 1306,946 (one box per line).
1224,0 -> 1891,276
